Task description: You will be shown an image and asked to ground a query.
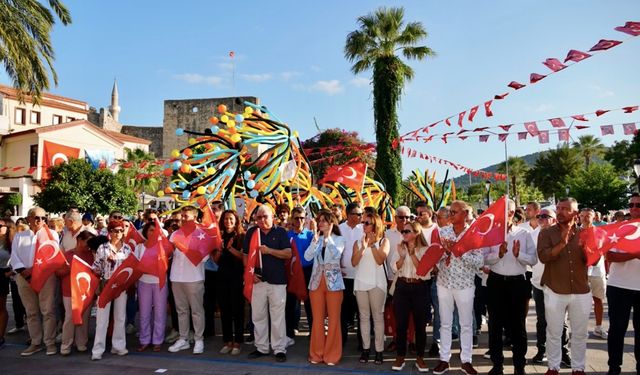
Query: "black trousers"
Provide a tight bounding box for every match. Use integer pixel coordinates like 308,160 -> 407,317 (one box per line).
341,278 -> 361,348
532,286 -> 569,354
203,270 -> 217,337
393,279 -> 428,357
10,279 -> 25,328
285,266 -> 313,338
487,272 -> 528,369
216,277 -> 244,343
607,285 -> 640,374
473,275 -> 487,333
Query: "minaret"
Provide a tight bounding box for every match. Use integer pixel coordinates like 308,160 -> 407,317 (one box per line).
109,79 -> 121,122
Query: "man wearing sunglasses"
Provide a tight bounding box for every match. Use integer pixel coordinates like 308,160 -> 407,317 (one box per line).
339,202 -> 364,349
484,199 -> 537,375
99,211 -> 125,236
606,193 -> 640,375
10,207 -> 60,356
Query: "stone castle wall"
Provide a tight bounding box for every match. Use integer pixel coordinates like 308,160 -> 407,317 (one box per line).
162,96 -> 259,158
121,125 -> 163,157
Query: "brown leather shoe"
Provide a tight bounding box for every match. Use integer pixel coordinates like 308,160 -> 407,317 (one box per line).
391,356 -> 405,371
461,362 -> 478,375
415,357 -> 429,372
433,360 -> 450,374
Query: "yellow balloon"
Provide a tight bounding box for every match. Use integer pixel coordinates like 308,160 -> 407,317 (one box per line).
244,106 -> 253,113
207,167 -> 216,175
221,115 -> 229,122
293,131 -> 299,138
227,120 -> 236,127
157,191 -> 165,197
230,134 -> 242,143
171,149 -> 180,158
196,186 -> 206,195
188,138 -> 196,145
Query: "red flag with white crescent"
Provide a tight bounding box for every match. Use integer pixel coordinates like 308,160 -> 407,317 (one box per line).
564,49 -> 591,63
524,121 -> 540,136
97,254 -> 142,308
542,58 -> 566,72
124,225 -> 145,250
417,229 -> 444,276
451,196 -> 507,257
171,222 -> 217,266
580,218 -> 640,256
200,203 -> 223,251
623,123 -> 637,135
136,218 -> 172,289
285,239 -> 308,301
42,141 -> 80,180
318,162 -> 367,192
243,228 -> 261,302
468,106 -> 479,122
589,39 -> 622,52
30,227 -> 65,292
70,255 -> 99,325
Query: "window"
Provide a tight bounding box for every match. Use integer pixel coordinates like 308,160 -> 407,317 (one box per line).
30,145 -> 38,167
15,108 -> 26,125
52,115 -> 62,125
30,111 -> 41,125
66,116 -> 76,122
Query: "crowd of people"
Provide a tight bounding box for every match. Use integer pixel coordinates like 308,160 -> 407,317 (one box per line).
0,194 -> 638,375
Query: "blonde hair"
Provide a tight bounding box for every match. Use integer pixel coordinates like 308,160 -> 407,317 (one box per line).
48,217 -> 64,232
404,221 -> 428,248
364,213 -> 384,241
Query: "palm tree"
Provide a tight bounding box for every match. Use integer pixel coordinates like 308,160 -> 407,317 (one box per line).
572,135 -> 605,168
345,7 -> 435,202
117,148 -> 161,195
496,156 -> 529,205
0,0 -> 72,102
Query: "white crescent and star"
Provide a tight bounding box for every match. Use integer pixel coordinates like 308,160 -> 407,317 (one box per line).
343,167 -> 357,180
112,267 -> 133,289
51,152 -> 69,165
75,272 -> 92,300
474,214 -> 495,236
40,238 -> 62,262
618,222 -> 640,241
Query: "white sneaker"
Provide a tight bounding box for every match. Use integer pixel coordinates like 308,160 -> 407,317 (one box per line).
91,353 -> 102,361
110,348 -> 128,356
168,339 -> 190,353
593,327 -> 608,339
286,337 -> 295,348
193,340 -> 204,354
220,345 -> 232,354
231,347 -> 241,355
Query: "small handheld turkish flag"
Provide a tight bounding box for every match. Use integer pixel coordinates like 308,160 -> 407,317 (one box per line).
97,254 -> 142,308
451,196 -> 507,257
243,229 -> 261,302
580,218 -> 640,255
30,227 -> 65,293
70,255 -> 99,325
285,239 -> 307,301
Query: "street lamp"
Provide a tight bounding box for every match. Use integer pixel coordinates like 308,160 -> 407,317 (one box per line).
141,192 -> 146,209
634,159 -> 640,191
485,180 -> 491,208
565,186 -> 570,197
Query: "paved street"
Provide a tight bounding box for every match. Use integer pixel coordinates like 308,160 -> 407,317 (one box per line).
1,299 -> 636,374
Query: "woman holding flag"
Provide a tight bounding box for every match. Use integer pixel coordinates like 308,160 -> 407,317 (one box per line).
134,222 -> 171,352
305,209 -> 345,366
91,220 -> 131,360
212,209 -> 245,355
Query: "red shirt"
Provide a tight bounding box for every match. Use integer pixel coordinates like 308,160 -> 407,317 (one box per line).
60,250 -> 95,297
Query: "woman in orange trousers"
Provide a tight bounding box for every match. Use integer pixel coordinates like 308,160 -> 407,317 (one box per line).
304,209 -> 345,366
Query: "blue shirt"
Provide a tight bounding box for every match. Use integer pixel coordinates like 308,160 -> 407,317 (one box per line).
243,225 -> 290,285
288,229 -> 315,268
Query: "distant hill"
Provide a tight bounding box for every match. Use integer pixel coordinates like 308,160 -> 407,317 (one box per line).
452,151 -> 543,189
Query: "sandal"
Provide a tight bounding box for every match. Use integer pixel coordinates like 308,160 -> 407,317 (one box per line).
374,351 -> 383,365
359,349 -> 370,363
136,344 -> 149,352
153,345 -> 162,352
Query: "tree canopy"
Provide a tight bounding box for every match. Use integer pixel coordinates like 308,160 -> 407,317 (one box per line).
566,163 -> 628,213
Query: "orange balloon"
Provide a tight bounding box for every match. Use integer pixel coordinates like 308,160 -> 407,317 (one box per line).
163,168 -> 173,176
227,127 -> 237,134
209,116 -> 219,124
197,196 -> 207,206
164,187 -> 173,193
184,148 -> 193,157
217,104 -> 227,114
180,164 -> 191,173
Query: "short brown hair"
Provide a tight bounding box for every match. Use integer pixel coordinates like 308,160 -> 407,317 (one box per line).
364,212 -> 384,241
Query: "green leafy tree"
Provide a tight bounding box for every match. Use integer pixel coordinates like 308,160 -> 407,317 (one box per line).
572,135 -> 606,168
0,0 -> 72,102
604,131 -> 640,186
3,193 -> 22,216
496,156 -> 529,205
116,148 -> 161,195
566,163 -> 628,213
526,145 -> 582,198
345,6 -> 435,202
34,158 -> 137,215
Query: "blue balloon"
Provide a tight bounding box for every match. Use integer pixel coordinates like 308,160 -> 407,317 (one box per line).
176,128 -> 184,136
172,161 -> 182,170
235,114 -> 244,123
243,171 -> 252,180
246,180 -> 256,189
182,190 -> 190,199
249,190 -> 259,198
178,181 -> 187,189
169,182 -> 176,189
210,126 -> 219,134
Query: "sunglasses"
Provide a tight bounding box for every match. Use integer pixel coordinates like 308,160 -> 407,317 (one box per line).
34,216 -> 47,222
111,215 -> 123,220
396,215 -> 410,220
536,214 -> 553,219
170,224 -> 180,230
400,229 -> 414,235
629,203 -> 640,209
363,221 -> 373,226
293,217 -> 305,221
255,215 -> 269,220
349,212 -> 363,217
110,228 -> 125,233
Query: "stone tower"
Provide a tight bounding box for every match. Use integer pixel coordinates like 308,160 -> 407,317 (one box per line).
109,79 -> 121,122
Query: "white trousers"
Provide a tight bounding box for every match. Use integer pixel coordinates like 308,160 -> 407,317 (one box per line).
252,282 -> 287,354
437,284 -> 475,363
92,292 -> 127,357
543,287 -> 591,371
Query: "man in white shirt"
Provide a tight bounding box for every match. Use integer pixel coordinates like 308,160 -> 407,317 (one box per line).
61,210 -> 96,251
338,202 -> 364,348
10,207 -> 60,356
484,199 -> 537,375
606,193 -> 640,375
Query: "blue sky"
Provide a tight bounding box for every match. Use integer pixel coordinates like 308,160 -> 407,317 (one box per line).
2,0 -> 639,181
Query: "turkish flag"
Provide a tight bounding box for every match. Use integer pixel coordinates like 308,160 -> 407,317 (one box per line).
243,229 -> 261,302
623,106 -> 639,113
623,123 -> 637,135
451,196 -> 507,257
530,73 -> 546,84
558,129 -> 570,141
445,118 -> 452,126
124,226 -> 145,250
524,121 -> 540,136
70,255 -> 99,325
479,135 -> 489,143
498,133 -> 509,142
549,118 -> 566,128
285,239 -> 307,301
494,92 -> 509,100
542,58 -> 566,72
589,39 -> 622,52
42,141 -> 80,180
30,227 -> 65,292
137,219 -> 172,289
575,125 -> 590,130
571,114 -> 589,122
595,109 -> 610,117
518,132 -> 528,140
97,254 -> 142,308
318,161 -> 367,192
417,229 -> 444,277
484,101 -> 494,117
468,106 -> 479,122
601,125 -> 615,136
457,111 -> 466,127
565,49 -> 591,63
508,81 -> 526,90
498,124 -> 513,132
199,204 -> 223,251
580,219 -> 640,260
538,131 -> 550,144
615,21 -> 640,36
172,223 -> 217,266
